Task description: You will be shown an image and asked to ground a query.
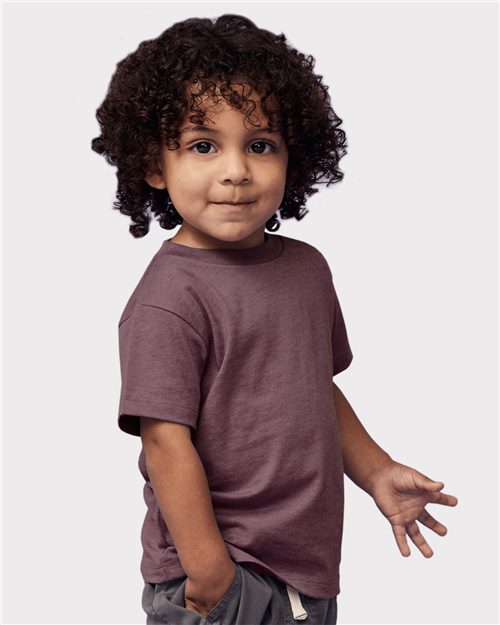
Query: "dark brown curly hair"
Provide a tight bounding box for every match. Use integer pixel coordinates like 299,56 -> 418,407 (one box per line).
91,14 -> 348,237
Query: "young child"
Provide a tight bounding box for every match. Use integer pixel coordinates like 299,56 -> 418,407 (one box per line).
91,14 -> 458,625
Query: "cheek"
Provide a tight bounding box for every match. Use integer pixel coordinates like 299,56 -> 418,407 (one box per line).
265,162 -> 288,192
170,165 -> 211,198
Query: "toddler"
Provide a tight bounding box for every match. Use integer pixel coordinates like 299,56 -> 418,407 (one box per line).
91,14 -> 458,625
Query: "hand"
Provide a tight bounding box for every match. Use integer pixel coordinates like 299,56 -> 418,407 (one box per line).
368,460 -> 458,558
184,560 -> 237,616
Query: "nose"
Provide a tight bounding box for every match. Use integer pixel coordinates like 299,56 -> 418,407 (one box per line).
218,149 -> 251,185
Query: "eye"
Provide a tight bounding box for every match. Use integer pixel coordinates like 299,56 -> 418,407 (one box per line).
250,141 -> 276,154
187,140 -> 276,155
188,141 -> 215,155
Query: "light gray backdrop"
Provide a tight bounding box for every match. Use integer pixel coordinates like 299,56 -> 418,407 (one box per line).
2,1 -> 498,624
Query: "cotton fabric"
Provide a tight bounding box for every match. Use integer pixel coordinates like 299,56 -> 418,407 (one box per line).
118,233 -> 353,598
142,561 -> 338,624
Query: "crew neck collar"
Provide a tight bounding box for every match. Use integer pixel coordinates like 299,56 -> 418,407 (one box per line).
161,232 -> 283,265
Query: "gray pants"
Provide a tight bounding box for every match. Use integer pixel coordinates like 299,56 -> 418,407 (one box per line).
142,562 -> 338,625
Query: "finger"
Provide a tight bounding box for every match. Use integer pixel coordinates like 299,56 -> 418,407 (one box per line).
428,491 -> 459,507
184,596 -> 207,616
406,521 -> 433,558
417,508 -> 448,536
392,524 -> 411,557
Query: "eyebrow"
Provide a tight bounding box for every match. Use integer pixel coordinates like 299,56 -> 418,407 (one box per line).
180,125 -> 277,135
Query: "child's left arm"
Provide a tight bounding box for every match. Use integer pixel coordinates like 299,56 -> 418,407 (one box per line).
333,382 -> 459,558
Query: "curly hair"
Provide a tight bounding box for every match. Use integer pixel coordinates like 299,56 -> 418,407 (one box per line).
91,14 -> 348,238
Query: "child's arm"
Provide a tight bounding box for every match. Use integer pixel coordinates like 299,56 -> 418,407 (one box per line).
333,382 -> 393,494
332,382 -> 458,558
140,417 -> 237,614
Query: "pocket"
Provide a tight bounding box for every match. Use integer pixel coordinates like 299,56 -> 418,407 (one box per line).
151,578 -> 204,625
203,564 -> 242,623
142,582 -> 156,617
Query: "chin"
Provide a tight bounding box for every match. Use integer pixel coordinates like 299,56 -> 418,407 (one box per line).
208,225 -> 254,238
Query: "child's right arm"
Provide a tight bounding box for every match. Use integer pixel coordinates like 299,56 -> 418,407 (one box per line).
140,417 -> 236,608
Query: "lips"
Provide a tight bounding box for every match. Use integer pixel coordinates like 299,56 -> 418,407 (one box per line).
213,201 -> 255,205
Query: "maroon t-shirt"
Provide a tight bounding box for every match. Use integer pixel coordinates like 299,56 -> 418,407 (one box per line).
117,232 -> 353,598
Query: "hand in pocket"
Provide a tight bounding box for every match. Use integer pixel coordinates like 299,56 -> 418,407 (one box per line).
184,561 -> 238,616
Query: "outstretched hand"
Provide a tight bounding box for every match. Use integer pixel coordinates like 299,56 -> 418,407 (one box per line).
368,460 -> 458,558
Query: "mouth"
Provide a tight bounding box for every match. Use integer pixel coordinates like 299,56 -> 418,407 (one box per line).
212,201 -> 256,207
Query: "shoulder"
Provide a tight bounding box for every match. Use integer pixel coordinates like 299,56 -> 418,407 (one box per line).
117,248 -> 209,340
279,234 -> 332,275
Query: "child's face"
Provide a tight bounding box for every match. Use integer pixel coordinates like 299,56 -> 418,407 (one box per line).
145,82 -> 288,249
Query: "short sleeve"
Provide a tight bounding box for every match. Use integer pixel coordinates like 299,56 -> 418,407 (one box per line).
117,303 -> 208,437
331,283 -> 354,376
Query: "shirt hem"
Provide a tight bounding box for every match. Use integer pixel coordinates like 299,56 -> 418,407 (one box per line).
141,558 -> 340,599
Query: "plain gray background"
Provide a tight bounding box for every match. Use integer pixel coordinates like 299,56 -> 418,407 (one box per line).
2,1 -> 498,623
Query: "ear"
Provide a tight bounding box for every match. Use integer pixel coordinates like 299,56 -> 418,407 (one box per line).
144,160 -> 167,190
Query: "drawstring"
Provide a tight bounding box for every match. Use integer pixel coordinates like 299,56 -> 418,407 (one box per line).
286,584 -> 308,620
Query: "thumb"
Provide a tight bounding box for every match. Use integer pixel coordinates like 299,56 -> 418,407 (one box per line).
429,480 -> 444,489
417,474 -> 444,490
